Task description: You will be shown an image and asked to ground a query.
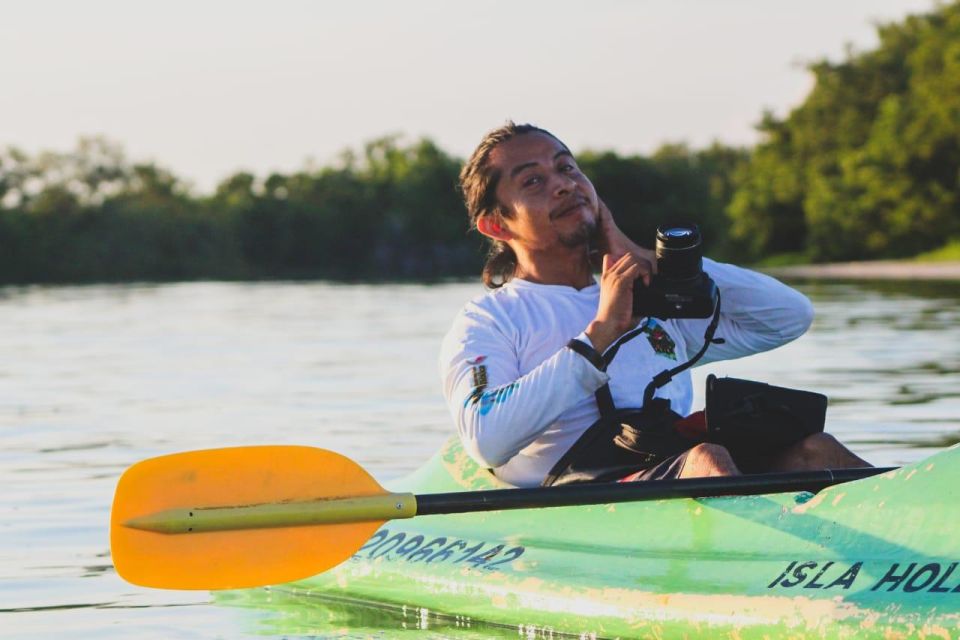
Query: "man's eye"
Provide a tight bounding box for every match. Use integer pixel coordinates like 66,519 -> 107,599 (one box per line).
560,163 -> 576,172
523,175 -> 542,187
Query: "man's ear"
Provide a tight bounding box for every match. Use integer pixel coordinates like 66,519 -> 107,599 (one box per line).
476,215 -> 512,241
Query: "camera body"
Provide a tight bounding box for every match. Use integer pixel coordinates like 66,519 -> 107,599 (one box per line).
632,224 -> 718,319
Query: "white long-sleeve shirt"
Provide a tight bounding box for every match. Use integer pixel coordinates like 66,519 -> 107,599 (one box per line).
439,259 -> 814,487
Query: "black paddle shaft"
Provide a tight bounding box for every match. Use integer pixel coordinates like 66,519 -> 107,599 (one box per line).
415,466 -> 895,516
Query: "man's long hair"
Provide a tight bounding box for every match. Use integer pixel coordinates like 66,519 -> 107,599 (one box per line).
459,122 -> 568,288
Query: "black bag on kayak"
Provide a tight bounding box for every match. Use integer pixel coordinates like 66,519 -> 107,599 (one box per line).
705,374 -> 827,465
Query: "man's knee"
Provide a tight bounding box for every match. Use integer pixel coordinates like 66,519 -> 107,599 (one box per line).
682,443 -> 739,477
688,442 -> 732,463
795,432 -> 841,458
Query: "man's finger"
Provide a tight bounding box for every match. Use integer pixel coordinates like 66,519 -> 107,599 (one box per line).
621,262 -> 641,283
646,256 -> 658,275
641,255 -> 657,276
602,252 -> 627,275
610,253 -> 636,274
639,264 -> 653,287
633,256 -> 655,286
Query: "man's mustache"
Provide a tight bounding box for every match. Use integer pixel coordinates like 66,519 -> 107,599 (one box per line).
550,197 -> 590,220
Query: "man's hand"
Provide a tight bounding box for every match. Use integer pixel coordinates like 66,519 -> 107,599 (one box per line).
585,253 -> 642,353
596,199 -> 656,287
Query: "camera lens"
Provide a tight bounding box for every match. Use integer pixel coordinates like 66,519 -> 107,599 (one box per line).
655,224 -> 702,281
662,227 -> 695,241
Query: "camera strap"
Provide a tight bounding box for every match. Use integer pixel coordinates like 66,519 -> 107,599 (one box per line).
642,290 -> 723,406
593,291 -> 724,417
545,294 -> 723,488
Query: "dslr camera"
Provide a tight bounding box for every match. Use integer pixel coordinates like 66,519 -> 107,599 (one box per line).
632,224 -> 718,319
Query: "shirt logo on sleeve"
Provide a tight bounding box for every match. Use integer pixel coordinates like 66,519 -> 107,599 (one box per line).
463,355 -> 518,415
465,383 -> 519,415
642,318 -> 677,360
468,356 -> 488,388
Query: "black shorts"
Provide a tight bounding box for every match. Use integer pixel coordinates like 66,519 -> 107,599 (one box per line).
619,451 -> 691,482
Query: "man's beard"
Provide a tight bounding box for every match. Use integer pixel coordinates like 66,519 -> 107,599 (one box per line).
558,218 -> 599,249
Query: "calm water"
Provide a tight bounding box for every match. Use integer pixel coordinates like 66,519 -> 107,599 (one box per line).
1,279 -> 959,638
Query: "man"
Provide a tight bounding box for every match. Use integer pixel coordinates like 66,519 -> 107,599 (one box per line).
440,122 -> 869,488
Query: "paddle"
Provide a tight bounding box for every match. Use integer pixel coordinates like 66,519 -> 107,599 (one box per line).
111,445 -> 893,591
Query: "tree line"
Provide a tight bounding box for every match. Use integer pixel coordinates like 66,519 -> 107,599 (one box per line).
1,2 -> 957,285
0,134 -> 751,284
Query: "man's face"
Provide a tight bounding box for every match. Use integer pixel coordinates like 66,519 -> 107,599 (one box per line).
490,132 -> 599,251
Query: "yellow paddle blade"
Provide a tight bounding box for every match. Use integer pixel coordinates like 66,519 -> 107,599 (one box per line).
111,445 -> 387,590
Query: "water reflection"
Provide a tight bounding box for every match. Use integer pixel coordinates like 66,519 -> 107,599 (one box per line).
217,589 -> 562,639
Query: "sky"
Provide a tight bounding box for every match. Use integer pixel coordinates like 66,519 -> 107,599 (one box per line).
0,0 -> 939,193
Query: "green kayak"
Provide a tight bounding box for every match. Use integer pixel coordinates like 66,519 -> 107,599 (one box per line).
259,438 -> 959,638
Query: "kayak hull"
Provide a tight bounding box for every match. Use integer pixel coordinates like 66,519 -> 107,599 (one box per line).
271,439 -> 960,638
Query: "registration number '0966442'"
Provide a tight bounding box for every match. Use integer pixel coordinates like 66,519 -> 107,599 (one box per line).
353,528 -> 525,570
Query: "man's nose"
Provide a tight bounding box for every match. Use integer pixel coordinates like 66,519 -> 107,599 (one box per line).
552,172 -> 578,196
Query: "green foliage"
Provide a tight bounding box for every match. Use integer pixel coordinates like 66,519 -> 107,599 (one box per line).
0,138 -> 241,283
730,1 -> 960,262
913,238 -> 960,262
752,252 -> 812,268
578,142 -> 747,255
213,136 -> 478,279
